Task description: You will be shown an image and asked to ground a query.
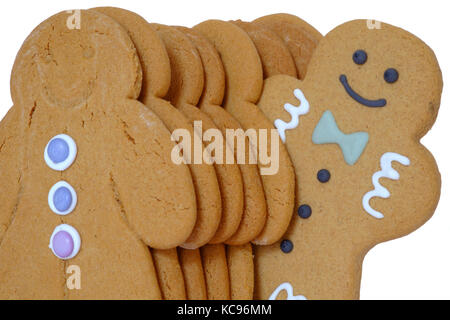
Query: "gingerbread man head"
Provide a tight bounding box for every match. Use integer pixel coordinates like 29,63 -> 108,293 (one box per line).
305,20 -> 442,136
255,20 -> 442,300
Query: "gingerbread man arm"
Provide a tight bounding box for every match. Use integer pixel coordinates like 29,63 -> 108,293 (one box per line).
0,107 -> 22,243
109,99 -> 197,250
359,145 -> 440,246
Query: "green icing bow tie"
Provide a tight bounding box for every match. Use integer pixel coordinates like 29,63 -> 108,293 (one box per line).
312,110 -> 369,165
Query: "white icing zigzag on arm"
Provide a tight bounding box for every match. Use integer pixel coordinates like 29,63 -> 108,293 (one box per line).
362,152 -> 410,219
268,282 -> 307,300
274,88 -> 310,143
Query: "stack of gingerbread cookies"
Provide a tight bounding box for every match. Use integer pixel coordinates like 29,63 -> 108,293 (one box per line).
0,7 -> 442,300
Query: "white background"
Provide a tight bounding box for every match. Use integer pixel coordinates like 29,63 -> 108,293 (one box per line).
0,0 -> 448,300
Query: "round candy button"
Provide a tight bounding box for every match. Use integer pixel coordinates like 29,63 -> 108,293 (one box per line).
47,138 -> 69,164
54,187 -> 72,212
48,181 -> 77,215
44,134 -> 77,171
298,204 -> 312,219
280,240 -> 294,254
317,169 -> 331,183
52,231 -> 74,259
49,224 -> 81,260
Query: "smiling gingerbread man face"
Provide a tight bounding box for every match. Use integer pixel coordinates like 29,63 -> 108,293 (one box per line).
305,20 -> 442,136
255,20 -> 442,300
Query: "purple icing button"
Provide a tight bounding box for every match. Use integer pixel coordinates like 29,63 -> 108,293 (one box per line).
44,134 -> 77,171
53,186 -> 72,212
49,224 -> 81,260
47,138 -> 69,164
48,181 -> 77,215
52,231 -> 74,258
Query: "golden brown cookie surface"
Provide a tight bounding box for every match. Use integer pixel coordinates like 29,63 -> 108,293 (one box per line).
94,7 -> 200,300
201,244 -> 230,299
154,24 -> 234,300
178,247 -> 208,300
180,26 -> 266,245
227,244 -> 254,299
233,20 -> 297,78
155,24 -> 243,247
194,20 -> 296,246
253,13 -> 322,79
95,11 -> 222,251
152,248 -> 186,299
180,27 -> 264,300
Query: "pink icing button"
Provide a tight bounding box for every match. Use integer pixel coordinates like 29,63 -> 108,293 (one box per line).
49,224 -> 81,260
52,231 -> 74,258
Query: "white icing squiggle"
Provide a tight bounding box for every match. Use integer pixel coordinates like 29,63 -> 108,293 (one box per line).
268,282 -> 307,300
274,88 -> 310,143
362,152 -> 410,219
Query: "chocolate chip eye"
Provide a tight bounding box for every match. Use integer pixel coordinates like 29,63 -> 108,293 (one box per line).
384,68 -> 399,83
353,50 -> 367,65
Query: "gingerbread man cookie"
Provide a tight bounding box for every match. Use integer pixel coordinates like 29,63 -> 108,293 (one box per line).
0,10 -> 199,299
256,20 -> 442,300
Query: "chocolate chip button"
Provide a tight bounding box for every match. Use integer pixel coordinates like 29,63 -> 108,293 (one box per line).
280,240 -> 293,253
298,205 -> 312,219
317,169 -> 331,183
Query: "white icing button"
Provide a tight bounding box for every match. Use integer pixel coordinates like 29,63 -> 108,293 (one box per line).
44,134 -> 77,171
49,224 -> 81,260
48,181 -> 77,215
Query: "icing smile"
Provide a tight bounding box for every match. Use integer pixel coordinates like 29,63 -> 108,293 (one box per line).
339,75 -> 386,108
